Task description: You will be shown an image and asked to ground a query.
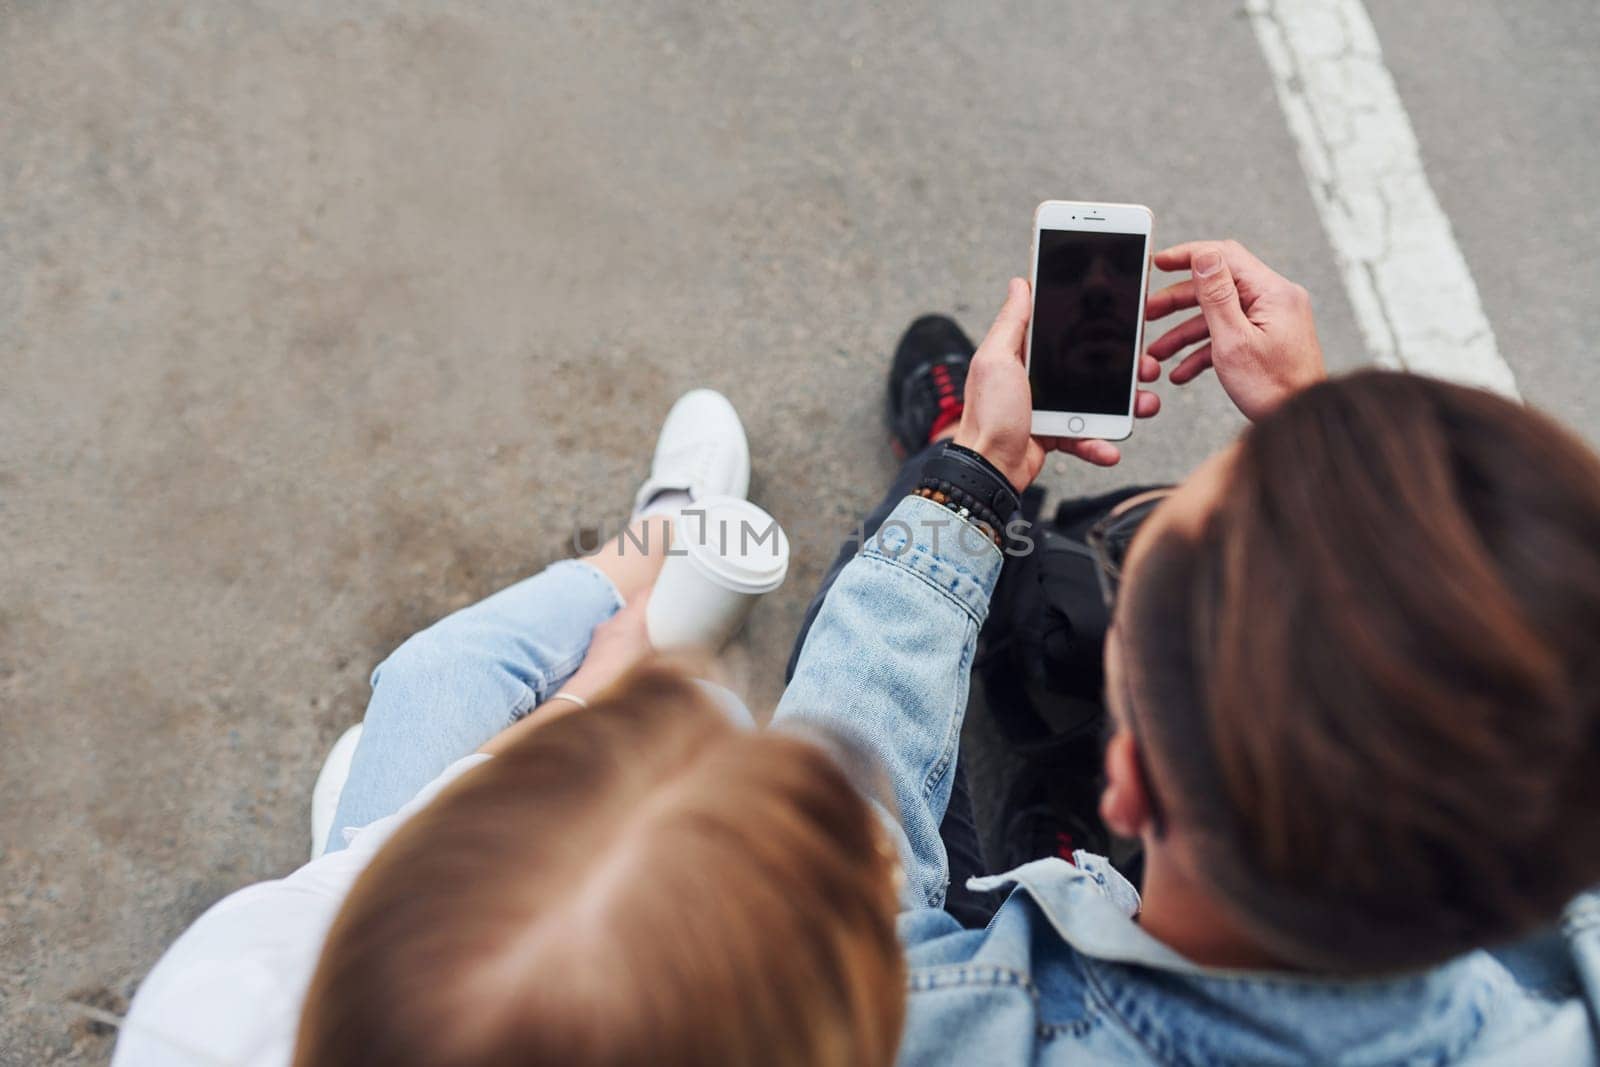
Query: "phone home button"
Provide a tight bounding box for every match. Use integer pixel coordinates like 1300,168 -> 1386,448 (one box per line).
1067,416 -> 1086,434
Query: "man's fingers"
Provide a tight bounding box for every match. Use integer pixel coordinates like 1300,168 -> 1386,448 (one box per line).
1187,245 -> 1253,348
1139,354 -> 1161,382
1154,239 -> 1281,302
1152,242 -> 1206,272
977,277 -> 1031,363
1040,435 -> 1118,463
1058,438 -> 1122,467
1169,343 -> 1214,385
1153,239 -> 1269,275
1147,313 -> 1210,360
1145,279 -> 1196,321
1134,389 -> 1160,418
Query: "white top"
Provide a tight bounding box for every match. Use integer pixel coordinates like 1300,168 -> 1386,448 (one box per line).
110,755 -> 492,1067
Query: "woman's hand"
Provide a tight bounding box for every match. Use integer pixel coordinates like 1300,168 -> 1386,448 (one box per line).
1145,240 -> 1326,420
479,600 -> 653,753
954,278 -> 1162,487
558,598 -> 653,704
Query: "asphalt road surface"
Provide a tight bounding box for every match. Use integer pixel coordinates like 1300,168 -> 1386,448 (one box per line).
3,2 -> 1597,1062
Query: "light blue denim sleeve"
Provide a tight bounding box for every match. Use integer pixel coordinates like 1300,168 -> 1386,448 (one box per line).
773,495 -> 1002,911
325,558 -> 624,852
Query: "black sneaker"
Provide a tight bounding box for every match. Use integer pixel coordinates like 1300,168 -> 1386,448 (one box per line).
887,315 -> 974,457
1000,796 -> 1110,871
994,737 -> 1113,872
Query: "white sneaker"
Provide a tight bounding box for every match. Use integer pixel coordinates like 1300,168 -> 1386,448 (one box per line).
632,389 -> 750,513
310,723 -> 363,859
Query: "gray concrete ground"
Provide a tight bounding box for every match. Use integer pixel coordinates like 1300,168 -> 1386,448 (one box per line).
1,2 -> 1595,1062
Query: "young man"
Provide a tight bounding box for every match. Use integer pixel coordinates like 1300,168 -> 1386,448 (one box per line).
777,239 -> 1600,1063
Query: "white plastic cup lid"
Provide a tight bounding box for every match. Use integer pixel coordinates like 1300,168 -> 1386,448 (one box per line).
676,496 -> 789,594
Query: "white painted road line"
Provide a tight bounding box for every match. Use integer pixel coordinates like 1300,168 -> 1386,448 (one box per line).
1247,0 -> 1520,398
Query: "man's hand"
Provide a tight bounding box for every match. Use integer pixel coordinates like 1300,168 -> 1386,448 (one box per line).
1145,240 -> 1326,420
954,278 -> 1161,488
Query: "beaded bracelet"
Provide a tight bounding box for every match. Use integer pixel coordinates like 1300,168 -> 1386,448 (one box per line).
911,486 -> 1004,548
911,441 -> 1021,550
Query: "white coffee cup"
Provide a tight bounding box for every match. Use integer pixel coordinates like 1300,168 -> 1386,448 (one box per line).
646,495 -> 789,651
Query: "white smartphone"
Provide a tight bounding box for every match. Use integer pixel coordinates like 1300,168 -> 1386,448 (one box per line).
1026,200 -> 1154,440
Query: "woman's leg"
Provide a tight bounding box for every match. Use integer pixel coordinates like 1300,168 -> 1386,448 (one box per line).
323,387 -> 749,853
324,519 -> 669,853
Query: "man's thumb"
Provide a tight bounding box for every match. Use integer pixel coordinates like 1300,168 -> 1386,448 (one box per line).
1192,247 -> 1249,341
979,277 -> 1031,361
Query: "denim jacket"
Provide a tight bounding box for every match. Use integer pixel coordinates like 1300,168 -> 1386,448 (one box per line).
774,496 -> 1600,1066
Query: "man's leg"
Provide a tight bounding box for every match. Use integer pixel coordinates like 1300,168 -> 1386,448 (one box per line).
787,315 -> 1003,928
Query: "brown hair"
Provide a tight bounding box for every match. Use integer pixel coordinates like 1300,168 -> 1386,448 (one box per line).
1123,370 -> 1600,973
294,662 -> 905,1067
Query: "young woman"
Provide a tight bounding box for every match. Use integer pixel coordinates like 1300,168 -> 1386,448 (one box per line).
111,389 -> 907,1067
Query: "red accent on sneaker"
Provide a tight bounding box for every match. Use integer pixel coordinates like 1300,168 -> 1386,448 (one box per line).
928,407 -> 962,441
927,364 -> 964,442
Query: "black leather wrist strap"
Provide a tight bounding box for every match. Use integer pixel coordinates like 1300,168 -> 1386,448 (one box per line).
912,441 -> 1022,546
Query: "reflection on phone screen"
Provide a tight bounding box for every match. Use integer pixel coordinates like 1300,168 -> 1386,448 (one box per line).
1030,230 -> 1146,415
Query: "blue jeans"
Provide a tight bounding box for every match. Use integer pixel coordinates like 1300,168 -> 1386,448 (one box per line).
324,559 -> 625,854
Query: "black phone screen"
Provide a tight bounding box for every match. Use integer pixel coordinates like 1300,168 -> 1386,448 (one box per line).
1029,229 -> 1147,415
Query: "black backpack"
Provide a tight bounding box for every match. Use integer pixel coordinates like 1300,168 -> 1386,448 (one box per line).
977,484 -> 1162,750
973,485 -> 1164,885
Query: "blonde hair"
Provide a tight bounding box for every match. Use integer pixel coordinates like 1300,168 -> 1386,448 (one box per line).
294,661 -> 905,1067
